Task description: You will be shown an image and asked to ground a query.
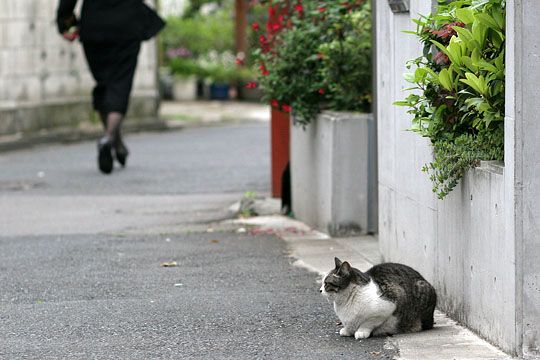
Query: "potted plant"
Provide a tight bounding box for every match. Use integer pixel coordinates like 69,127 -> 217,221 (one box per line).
254,0 -> 372,122
252,0 -> 375,235
168,47 -> 201,101
199,51 -> 238,100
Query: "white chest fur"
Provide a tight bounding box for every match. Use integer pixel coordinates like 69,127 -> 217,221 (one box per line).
331,280 -> 397,338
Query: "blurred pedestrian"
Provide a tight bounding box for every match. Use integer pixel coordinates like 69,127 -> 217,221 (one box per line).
56,0 -> 165,174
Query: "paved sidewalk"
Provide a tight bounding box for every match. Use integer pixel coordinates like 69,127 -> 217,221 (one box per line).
160,100 -> 269,128
233,215 -> 514,360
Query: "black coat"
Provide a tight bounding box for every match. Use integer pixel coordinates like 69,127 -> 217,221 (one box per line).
57,0 -> 165,43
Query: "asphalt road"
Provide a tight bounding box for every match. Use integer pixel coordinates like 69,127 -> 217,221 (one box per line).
0,124 -> 396,359
0,124 -> 269,195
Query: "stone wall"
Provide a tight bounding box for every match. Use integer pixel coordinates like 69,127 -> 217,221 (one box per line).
0,0 -> 160,136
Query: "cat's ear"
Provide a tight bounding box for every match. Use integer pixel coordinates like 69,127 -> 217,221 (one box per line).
334,257 -> 343,269
340,261 -> 352,276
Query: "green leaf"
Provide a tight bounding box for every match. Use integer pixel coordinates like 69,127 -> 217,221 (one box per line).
475,13 -> 502,32
432,40 -> 459,66
477,60 -> 498,73
453,26 -> 474,44
455,8 -> 475,24
438,68 -> 454,91
461,56 -> 477,72
460,73 -> 487,96
393,101 -> 411,106
491,9 -> 505,31
404,72 -> 416,83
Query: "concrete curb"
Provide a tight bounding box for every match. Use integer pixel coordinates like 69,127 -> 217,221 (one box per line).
234,215 -> 514,360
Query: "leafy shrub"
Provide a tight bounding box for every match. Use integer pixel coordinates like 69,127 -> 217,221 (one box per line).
253,1 -> 372,124
161,5 -> 234,62
396,0 -> 505,199
169,57 -> 204,78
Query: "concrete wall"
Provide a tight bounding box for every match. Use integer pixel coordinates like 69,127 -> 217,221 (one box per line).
376,0 -> 517,354
291,112 -> 373,236
0,1 -> 161,136
506,0 -> 540,357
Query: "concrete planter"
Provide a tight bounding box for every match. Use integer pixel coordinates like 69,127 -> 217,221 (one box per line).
172,76 -> 197,101
291,111 -> 376,236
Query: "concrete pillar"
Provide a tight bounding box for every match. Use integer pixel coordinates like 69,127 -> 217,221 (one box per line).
506,0 -> 540,357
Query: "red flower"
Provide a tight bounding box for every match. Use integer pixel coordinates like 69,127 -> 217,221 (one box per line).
295,4 -> 303,12
245,82 -> 258,89
271,23 -> 281,31
259,35 -> 268,44
282,104 -> 292,113
251,22 -> 260,31
318,88 -> 326,94
259,64 -> 269,76
318,7 -> 326,13
271,99 -> 279,107
269,6 -> 276,16
235,58 -> 245,65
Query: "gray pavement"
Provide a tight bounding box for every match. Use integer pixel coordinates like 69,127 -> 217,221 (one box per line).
0,124 -> 269,196
0,123 -> 395,359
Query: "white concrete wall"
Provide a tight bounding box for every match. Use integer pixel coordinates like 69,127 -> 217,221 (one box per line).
376,0 -> 516,353
0,0 -> 160,135
291,112 -> 372,236
506,0 -> 540,357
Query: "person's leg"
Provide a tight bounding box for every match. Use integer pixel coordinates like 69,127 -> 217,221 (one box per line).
103,111 -> 128,166
103,41 -> 140,166
83,42 -> 115,174
105,111 -> 122,139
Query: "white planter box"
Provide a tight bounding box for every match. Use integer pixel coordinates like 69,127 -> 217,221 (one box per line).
291,111 -> 375,236
172,76 -> 197,101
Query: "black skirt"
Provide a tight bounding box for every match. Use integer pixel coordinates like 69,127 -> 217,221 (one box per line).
82,41 -> 141,116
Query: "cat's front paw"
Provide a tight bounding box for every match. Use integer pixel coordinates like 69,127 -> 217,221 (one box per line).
354,328 -> 372,339
339,328 -> 353,337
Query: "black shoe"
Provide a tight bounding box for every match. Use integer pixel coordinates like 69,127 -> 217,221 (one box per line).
114,141 -> 129,167
97,137 -> 113,174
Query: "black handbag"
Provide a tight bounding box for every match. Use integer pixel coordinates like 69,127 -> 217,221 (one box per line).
140,3 -> 166,41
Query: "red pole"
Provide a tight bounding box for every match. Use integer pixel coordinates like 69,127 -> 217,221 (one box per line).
268,0 -> 291,198
271,108 -> 290,198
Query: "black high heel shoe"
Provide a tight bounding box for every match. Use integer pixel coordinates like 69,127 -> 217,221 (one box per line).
114,140 -> 129,167
97,136 -> 114,174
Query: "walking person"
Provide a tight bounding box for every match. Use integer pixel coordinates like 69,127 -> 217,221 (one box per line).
56,0 -> 165,174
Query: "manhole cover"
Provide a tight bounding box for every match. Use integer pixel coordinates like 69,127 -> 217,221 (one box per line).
0,181 -> 46,192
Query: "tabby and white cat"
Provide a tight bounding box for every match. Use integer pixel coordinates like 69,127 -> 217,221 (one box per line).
320,258 -> 437,339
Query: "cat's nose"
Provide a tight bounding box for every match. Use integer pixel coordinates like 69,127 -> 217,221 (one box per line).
319,289 -> 322,293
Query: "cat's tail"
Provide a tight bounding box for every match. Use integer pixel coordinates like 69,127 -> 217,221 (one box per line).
415,280 -> 437,330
